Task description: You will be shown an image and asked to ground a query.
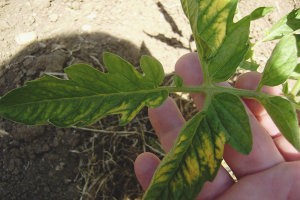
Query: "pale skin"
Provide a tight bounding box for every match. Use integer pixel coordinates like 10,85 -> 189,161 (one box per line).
134,53 -> 300,200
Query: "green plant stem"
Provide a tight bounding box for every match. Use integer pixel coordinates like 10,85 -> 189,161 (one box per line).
291,78 -> 300,96
252,40 -> 263,49
162,85 -> 271,99
255,83 -> 263,92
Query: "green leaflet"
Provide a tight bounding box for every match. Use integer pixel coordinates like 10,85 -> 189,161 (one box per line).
257,96 -> 300,151
262,8 -> 300,42
250,7 -> 275,21
181,0 -> 251,82
283,82 -> 289,95
174,75 -> 184,87
0,53 -> 168,127
259,35 -> 298,87
296,64 -> 300,74
238,61 -> 259,71
143,93 -> 252,200
290,63 -> 300,80
288,97 -> 300,112
295,34 -> 300,57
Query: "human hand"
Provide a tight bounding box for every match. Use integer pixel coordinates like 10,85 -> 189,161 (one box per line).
134,53 -> 300,200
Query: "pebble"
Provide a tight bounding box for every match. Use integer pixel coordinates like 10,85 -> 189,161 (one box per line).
15,32 -> 38,45
8,159 -> 15,171
39,42 -> 47,48
49,14 -> 59,22
44,186 -> 50,193
82,25 -> 91,32
23,57 -> 34,67
86,13 -> 97,19
53,137 -> 59,147
26,16 -> 36,26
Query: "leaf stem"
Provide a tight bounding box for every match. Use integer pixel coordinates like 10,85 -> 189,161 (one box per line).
162,85 -> 270,99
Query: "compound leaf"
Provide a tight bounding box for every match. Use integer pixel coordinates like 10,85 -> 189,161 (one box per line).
262,8 -> 300,42
143,93 -> 252,200
0,53 -> 168,127
259,35 -> 298,87
257,96 -> 300,151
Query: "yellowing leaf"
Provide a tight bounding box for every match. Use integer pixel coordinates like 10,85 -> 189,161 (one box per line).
0,53 -> 168,127
143,93 -> 252,200
208,15 -> 250,82
197,0 -> 237,57
181,0 -> 251,82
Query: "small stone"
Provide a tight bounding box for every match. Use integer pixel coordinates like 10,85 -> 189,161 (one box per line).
29,152 -> 36,159
14,158 -> 23,166
26,69 -> 36,77
71,2 -> 81,10
44,186 -> 50,193
8,159 -> 15,171
55,165 -> 63,171
12,169 -> 20,175
26,16 -> 36,26
0,2 -> 10,8
86,13 -> 97,19
53,137 -> 60,147
23,57 -> 34,67
39,0 -> 50,9
49,14 -> 59,22
42,143 -> 50,152
82,25 -> 91,32
39,42 -> 47,48
15,32 -> 38,45
48,170 -> 55,177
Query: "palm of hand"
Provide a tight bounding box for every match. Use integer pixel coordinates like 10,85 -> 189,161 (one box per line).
134,53 -> 300,200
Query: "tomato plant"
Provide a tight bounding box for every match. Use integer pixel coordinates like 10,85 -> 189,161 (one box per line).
0,0 -> 300,199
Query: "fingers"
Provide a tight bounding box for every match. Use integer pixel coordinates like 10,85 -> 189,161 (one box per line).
175,53 -> 284,179
138,96 -> 234,199
134,152 -> 160,190
216,161 -> 300,200
175,53 -> 205,110
135,153 -> 234,199
148,97 -> 185,153
235,72 -> 300,161
274,136 -> 300,161
235,72 -> 281,137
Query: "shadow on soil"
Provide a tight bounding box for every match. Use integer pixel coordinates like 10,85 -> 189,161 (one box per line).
0,32 -> 153,200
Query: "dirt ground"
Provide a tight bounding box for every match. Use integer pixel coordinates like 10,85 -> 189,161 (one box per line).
0,0 -> 298,200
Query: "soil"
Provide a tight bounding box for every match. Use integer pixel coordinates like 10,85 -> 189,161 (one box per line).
0,0 -> 298,200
